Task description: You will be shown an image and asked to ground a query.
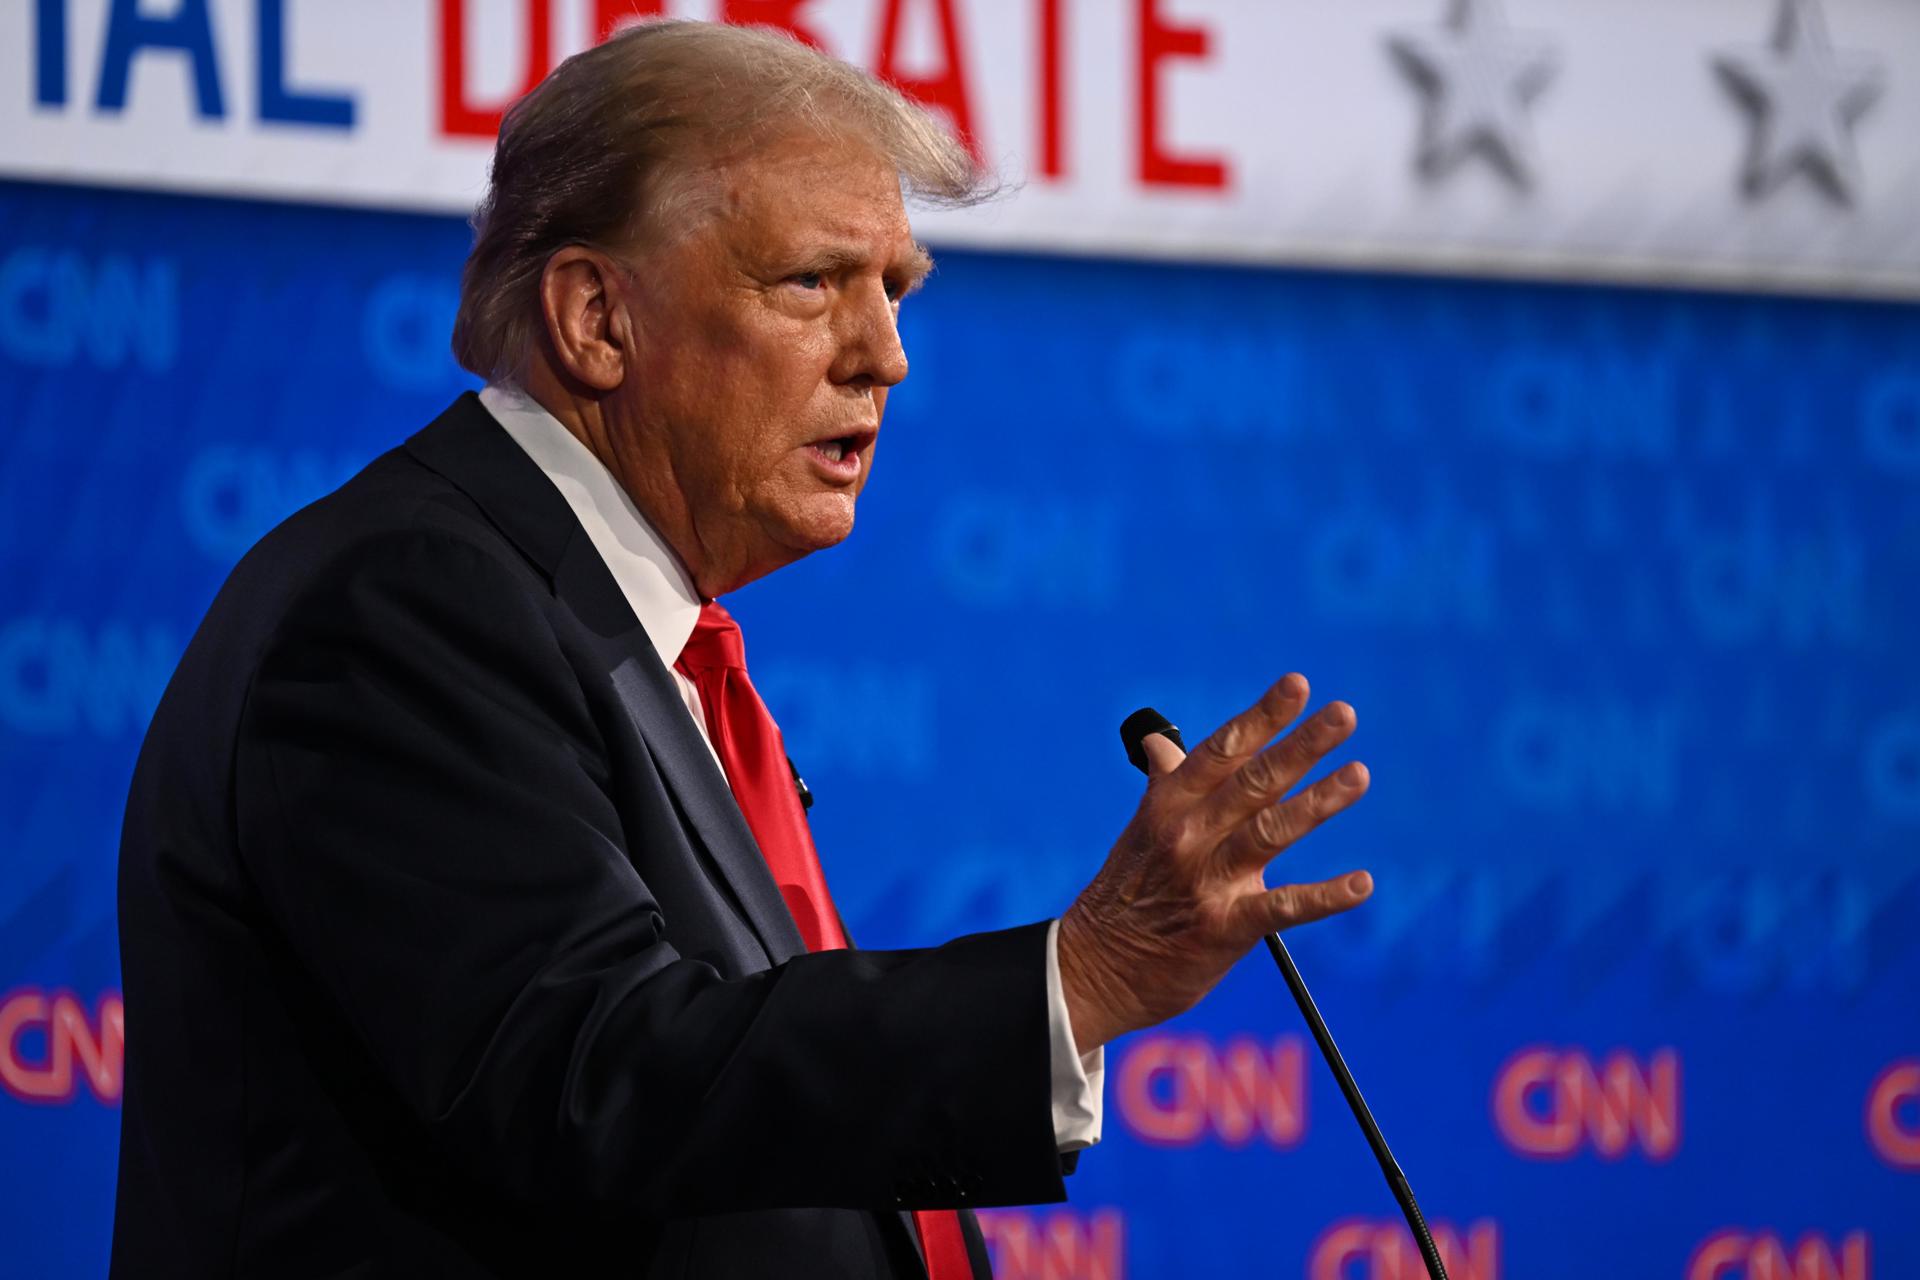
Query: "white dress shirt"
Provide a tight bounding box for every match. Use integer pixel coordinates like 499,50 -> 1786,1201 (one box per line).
479,383 -> 1104,1154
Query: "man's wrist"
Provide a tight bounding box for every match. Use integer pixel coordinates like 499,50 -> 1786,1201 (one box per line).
1056,903 -> 1135,1054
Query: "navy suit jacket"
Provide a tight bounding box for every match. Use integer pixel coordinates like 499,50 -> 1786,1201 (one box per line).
111,393 -> 1068,1278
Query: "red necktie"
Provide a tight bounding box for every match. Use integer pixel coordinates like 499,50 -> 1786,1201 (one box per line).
674,602 -> 974,1280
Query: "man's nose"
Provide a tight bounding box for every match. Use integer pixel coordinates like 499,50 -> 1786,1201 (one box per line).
833,283 -> 909,390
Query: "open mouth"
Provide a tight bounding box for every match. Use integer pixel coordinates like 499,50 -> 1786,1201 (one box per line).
807,428 -> 875,471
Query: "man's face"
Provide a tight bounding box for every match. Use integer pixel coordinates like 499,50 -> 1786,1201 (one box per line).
606,132 -> 931,594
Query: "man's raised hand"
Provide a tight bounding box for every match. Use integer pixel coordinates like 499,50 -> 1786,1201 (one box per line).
1056,674 -> 1374,1053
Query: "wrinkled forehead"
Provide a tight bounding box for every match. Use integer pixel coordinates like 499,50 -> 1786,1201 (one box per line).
702,131 -> 922,261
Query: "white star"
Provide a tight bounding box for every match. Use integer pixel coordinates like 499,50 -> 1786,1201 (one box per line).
1387,0 -> 1559,191
1713,0 -> 1885,205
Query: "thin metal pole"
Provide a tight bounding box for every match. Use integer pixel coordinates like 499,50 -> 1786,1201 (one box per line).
1264,933 -> 1449,1280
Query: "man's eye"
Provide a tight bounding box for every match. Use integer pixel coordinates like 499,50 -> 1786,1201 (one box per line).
788,272 -> 825,290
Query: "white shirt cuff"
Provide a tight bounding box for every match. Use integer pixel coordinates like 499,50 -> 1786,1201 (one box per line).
1044,918 -> 1104,1153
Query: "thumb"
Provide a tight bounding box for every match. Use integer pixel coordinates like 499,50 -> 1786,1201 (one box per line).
1140,731 -> 1187,776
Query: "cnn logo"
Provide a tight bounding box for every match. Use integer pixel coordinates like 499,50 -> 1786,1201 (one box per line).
1865,1061 -> 1920,1169
1115,1034 -> 1306,1147
0,988 -> 123,1104
1308,1217 -> 1500,1280
1688,1230 -> 1869,1280
1491,1045 -> 1679,1161
976,1208 -> 1124,1280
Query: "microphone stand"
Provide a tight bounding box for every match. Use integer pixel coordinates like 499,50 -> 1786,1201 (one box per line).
1264,932 -> 1448,1279
1121,709 -> 1448,1280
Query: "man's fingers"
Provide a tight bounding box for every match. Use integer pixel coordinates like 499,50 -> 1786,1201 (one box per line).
1140,731 -> 1187,776
1193,700 -> 1358,840
1169,674 -> 1310,796
1214,760 -> 1370,871
1232,871 -> 1375,940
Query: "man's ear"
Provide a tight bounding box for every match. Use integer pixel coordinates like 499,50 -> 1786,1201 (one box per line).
539,247 -> 629,392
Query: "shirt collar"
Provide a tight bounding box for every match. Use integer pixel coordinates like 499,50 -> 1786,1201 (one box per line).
477,382 -> 703,670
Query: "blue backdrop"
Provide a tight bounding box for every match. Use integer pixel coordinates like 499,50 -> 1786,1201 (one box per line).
1,176 -> 1915,1278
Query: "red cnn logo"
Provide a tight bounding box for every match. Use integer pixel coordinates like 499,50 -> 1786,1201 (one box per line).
1865,1061 -> 1920,1170
0,988 -> 124,1105
1115,1034 -> 1306,1147
1491,1045 -> 1679,1161
1309,1217 -> 1500,1280
1687,1230 -> 1870,1280
976,1208 -> 1124,1280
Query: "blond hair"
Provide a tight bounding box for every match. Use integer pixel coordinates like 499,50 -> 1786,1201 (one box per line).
451,20 -> 988,381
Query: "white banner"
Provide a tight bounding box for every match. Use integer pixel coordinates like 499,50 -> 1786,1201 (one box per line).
4,0 -> 1918,297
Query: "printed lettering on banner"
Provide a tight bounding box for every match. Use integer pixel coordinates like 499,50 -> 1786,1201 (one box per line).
1308,1217 -> 1500,1280
1687,1230 -> 1870,1280
0,989 -> 124,1106
1116,1033 -> 1306,1149
976,1208 -> 1124,1280
8,0 -> 1918,293
1491,1045 -> 1680,1161
1865,1061 -> 1920,1170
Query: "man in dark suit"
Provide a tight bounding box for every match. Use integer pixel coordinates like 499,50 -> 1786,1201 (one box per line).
112,20 -> 1376,1279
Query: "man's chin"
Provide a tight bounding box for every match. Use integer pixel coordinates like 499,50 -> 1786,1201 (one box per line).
777,495 -> 858,555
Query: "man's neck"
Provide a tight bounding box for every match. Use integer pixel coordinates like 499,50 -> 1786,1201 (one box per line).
513,366 -> 716,595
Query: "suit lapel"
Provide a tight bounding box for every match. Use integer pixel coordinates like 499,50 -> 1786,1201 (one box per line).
405,393 -> 806,966
558,533 -> 807,965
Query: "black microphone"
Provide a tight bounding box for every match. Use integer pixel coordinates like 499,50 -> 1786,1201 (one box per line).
1120,707 -> 1450,1280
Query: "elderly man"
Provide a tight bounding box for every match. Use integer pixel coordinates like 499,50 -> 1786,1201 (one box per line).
112,21 -> 1373,1280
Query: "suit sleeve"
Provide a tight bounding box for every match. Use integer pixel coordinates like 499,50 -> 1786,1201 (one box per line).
233,528 -> 1068,1216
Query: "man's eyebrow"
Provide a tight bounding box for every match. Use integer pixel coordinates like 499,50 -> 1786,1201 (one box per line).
786,241 -> 934,289
791,245 -> 868,274
900,241 -> 935,290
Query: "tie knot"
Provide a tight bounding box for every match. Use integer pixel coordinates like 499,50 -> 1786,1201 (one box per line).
677,600 -> 746,671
